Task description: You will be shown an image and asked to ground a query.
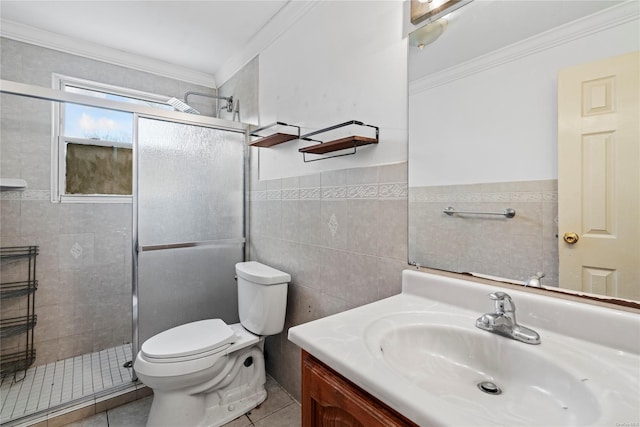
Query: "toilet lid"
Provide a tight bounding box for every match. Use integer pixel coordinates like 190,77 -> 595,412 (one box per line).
141,319 -> 236,360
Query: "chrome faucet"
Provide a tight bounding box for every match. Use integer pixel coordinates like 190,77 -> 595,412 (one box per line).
475,292 -> 541,345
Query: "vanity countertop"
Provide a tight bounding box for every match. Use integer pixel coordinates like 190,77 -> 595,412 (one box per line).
288,270 -> 640,426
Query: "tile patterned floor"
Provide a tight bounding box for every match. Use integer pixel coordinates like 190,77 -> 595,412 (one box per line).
62,376 -> 301,427
1,344 -> 133,424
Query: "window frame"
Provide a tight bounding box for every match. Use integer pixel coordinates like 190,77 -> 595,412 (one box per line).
51,74 -> 170,203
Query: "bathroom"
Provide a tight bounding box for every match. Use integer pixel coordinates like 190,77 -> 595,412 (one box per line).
0,1 -> 638,426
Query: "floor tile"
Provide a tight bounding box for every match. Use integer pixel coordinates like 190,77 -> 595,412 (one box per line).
247,385 -> 295,423
58,375 -> 301,427
62,412 -> 108,427
106,396 -> 152,427
221,414 -> 253,427
253,403 -> 301,427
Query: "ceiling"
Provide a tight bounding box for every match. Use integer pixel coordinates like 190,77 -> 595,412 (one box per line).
0,1 -> 293,87
2,1 -> 629,88
408,0 -> 627,81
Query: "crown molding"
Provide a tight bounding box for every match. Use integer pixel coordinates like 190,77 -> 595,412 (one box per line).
0,19 -> 217,88
214,0 -> 318,87
409,1 -> 639,95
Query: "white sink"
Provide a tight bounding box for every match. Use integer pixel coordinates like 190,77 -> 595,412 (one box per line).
288,270 -> 640,426
365,313 -> 600,425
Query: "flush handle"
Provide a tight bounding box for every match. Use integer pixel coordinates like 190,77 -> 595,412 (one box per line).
563,232 -> 579,244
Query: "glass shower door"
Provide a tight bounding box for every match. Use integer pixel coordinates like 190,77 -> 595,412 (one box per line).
135,117 -> 246,351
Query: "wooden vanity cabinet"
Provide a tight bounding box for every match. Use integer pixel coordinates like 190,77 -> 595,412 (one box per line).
301,350 -> 419,427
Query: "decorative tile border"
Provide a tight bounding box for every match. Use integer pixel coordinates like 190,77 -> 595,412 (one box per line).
379,183 -> 408,199
347,184 -> 378,199
282,188 -> 299,200
299,187 -> 322,200
250,181 -> 407,202
266,189 -> 282,200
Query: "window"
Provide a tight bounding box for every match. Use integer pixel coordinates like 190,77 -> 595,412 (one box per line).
52,75 -> 171,202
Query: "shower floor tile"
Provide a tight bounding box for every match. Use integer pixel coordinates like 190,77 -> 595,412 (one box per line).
0,344 -> 133,424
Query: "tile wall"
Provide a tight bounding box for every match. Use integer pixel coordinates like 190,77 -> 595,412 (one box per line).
0,38 -> 218,366
248,159 -> 409,401
409,180 -> 559,285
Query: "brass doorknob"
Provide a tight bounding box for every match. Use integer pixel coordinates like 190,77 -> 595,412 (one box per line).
563,232 -> 579,244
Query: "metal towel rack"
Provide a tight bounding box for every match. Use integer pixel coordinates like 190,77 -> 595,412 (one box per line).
443,207 -> 516,218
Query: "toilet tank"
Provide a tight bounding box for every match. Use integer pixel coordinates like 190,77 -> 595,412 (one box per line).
235,262 -> 290,336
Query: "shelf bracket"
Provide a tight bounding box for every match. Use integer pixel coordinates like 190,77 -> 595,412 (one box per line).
301,144 -> 358,163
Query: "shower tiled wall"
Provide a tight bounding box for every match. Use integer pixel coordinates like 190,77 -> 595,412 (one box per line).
248,160 -> 409,401
409,180 -> 559,285
0,38 -> 218,366
0,188 -> 132,365
0,92 -> 132,366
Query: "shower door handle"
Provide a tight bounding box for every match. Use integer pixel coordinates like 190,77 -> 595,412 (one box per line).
138,237 -> 246,252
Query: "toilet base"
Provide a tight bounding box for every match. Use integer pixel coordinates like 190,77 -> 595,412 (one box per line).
202,385 -> 266,427
145,344 -> 267,427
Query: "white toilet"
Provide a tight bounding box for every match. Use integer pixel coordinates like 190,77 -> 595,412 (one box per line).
134,261 -> 290,427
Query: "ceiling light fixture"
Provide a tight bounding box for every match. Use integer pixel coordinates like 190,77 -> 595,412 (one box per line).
409,19 -> 449,49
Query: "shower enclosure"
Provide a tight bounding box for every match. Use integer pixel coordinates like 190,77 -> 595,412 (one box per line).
0,80 -> 248,425
134,116 -> 246,354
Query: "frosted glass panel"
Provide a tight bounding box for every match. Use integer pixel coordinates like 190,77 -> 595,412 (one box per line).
136,118 -> 245,351
137,118 -> 245,245
138,245 -> 242,344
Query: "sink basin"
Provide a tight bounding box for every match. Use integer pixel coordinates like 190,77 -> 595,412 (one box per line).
365,313 -> 600,425
289,270 -> 640,426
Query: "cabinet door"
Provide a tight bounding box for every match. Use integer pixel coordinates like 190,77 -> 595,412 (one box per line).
301,351 -> 418,427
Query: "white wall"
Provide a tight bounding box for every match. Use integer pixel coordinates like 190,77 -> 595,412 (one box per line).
408,5 -> 639,187
257,1 -> 408,180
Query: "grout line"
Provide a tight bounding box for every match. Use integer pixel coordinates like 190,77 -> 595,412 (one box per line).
0,376 -> 10,415
115,345 -> 129,382
107,348 -> 120,385
82,353 -> 92,396
36,363 -> 55,412
100,350 -> 114,389
61,359 -> 71,403
26,365 -> 45,413
1,377 -> 23,421
72,356 -> 83,400
1,344 -> 136,425
50,360 -> 65,407
92,351 -> 104,393
10,367 -> 34,419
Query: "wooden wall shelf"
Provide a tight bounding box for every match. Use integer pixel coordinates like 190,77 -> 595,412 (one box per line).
299,135 -> 378,155
299,120 -> 379,162
249,122 -> 300,148
249,132 -> 298,148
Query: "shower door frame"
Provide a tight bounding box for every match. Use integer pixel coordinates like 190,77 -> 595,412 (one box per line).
0,78 -> 252,378
131,113 -> 251,365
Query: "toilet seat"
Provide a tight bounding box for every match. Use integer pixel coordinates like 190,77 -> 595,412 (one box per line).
141,319 -> 236,363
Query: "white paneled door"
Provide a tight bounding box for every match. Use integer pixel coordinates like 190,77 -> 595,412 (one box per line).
558,51 -> 639,300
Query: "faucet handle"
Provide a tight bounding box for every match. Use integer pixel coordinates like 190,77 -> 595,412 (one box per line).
489,291 -> 511,301
488,292 -> 514,315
